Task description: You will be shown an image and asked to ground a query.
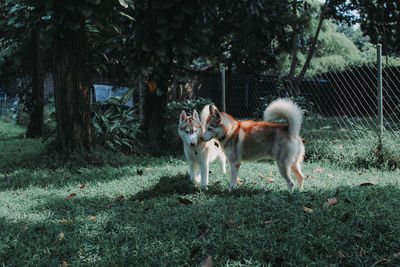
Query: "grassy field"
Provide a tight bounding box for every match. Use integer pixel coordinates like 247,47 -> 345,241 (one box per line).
1,120 -> 400,266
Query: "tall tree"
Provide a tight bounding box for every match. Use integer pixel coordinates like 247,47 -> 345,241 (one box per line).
351,0 -> 400,56
26,25 -> 44,138
131,0 -> 213,143
1,1 -> 48,137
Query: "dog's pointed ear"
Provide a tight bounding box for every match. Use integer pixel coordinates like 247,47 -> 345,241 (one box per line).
209,105 -> 219,115
179,110 -> 187,123
192,109 -> 200,122
209,105 -> 215,114
210,105 -> 221,119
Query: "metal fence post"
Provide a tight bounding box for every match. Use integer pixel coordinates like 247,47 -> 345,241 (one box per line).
4,93 -> 7,117
377,44 -> 383,153
221,67 -> 226,112
138,80 -> 144,124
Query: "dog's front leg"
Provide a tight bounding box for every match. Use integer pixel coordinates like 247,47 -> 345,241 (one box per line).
199,162 -> 209,189
229,161 -> 240,189
189,163 -> 200,183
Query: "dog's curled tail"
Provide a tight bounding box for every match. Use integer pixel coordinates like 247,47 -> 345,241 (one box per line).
263,98 -> 303,138
201,104 -> 211,125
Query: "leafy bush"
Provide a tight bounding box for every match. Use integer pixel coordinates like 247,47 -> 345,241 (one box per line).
91,97 -> 141,153
164,97 -> 214,153
253,95 -> 315,119
306,133 -> 400,170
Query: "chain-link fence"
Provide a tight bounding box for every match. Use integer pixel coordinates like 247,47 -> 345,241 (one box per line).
189,47 -> 400,146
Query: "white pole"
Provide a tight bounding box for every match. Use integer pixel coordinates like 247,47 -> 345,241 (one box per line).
221,67 -> 226,112
377,44 -> 383,149
4,93 -> 6,117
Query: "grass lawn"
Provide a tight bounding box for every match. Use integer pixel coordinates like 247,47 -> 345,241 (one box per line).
1,120 -> 400,266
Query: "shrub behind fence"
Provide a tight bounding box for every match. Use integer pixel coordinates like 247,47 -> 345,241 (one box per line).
189,49 -> 400,146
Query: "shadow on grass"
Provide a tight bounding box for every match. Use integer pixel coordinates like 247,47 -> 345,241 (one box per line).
130,174 -> 272,202
3,183 -> 400,266
0,138 -> 163,175
0,154 -> 178,191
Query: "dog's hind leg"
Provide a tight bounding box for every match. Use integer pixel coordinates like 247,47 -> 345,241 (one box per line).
291,162 -> 304,192
277,160 -> 295,191
216,152 -> 227,174
229,162 -> 240,189
292,140 -> 305,191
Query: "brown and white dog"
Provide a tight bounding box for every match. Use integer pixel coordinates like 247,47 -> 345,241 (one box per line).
201,99 -> 305,191
178,108 -> 226,188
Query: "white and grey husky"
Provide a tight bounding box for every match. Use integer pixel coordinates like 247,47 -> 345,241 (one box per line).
201,98 -> 305,191
178,106 -> 226,188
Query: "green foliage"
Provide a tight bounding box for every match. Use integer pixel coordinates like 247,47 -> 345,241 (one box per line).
306,133 -> 400,170
350,0 -> 400,55
91,98 -> 141,153
131,0 -> 213,86
1,124 -> 400,266
253,95 -> 315,119
165,98 -> 214,120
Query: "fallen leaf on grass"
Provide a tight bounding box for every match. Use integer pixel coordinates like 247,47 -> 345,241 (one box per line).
303,206 -> 313,214
177,197 -> 193,205
115,195 -> 125,201
79,184 -> 86,189
58,219 -> 73,223
58,232 -> 65,241
23,225 -> 29,230
90,216 -> 96,220
371,258 -> 390,266
62,261 -> 68,266
145,168 -> 153,171
313,168 -> 325,173
228,218 -> 239,228
197,228 -> 211,240
359,248 -> 365,258
336,250 -> 345,259
326,197 -> 338,206
264,219 -> 280,225
66,193 -> 77,199
360,182 -> 374,186
306,174 -> 312,179
327,174 -> 335,178
198,255 -> 213,267
259,175 -> 275,182
237,177 -> 243,185
370,252 -> 400,267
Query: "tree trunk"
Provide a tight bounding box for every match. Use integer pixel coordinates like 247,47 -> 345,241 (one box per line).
53,21 -> 93,150
286,0 -> 300,96
287,0 -> 299,80
295,1 -> 328,92
141,79 -> 168,151
26,26 -> 44,138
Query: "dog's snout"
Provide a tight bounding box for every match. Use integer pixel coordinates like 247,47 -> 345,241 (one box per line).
190,142 -> 196,146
